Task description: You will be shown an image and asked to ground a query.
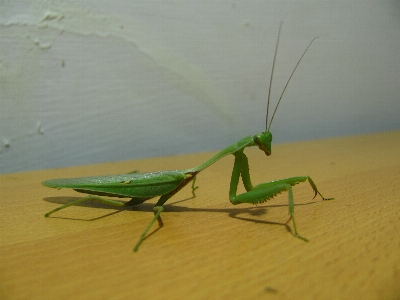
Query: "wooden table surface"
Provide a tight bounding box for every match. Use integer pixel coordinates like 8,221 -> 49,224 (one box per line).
1,131 -> 399,300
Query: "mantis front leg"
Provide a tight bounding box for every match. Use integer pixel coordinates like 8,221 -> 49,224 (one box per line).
229,151 -> 333,241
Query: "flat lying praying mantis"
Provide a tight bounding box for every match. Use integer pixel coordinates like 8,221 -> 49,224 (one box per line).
42,26 -> 333,252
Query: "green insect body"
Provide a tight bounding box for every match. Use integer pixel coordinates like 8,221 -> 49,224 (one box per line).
42,25 -> 333,251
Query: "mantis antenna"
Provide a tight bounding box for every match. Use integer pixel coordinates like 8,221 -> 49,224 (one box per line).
266,25 -> 319,132
266,22 -> 282,131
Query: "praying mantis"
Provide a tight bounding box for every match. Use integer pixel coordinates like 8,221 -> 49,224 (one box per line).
42,25 -> 334,252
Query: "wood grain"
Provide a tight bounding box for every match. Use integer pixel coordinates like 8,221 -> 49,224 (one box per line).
1,131 -> 399,300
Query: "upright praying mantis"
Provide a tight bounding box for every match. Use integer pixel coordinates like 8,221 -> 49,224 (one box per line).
42,25 -> 333,252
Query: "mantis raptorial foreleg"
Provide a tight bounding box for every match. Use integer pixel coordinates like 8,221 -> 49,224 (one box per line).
229,151 -> 333,241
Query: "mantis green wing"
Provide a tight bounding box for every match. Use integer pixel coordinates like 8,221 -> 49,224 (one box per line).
42,171 -> 188,198
43,170 -> 199,251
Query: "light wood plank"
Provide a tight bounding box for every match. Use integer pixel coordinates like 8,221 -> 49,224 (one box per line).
1,131 -> 399,299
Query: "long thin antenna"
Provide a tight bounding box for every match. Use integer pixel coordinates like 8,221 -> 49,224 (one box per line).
266,22 -> 283,131
267,36 -> 319,131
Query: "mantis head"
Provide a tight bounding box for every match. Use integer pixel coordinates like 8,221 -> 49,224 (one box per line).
254,131 -> 272,156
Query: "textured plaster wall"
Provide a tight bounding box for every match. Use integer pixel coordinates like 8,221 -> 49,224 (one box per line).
1,1 -> 399,173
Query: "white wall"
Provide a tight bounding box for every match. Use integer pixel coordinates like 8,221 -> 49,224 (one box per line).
1,1 -> 399,174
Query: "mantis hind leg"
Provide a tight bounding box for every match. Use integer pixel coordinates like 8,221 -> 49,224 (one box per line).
133,174 -> 199,251
133,193 -> 172,252
133,205 -> 164,252
44,195 -> 130,217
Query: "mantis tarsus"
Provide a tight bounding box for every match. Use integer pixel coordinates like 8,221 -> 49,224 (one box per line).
42,25 -> 334,252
